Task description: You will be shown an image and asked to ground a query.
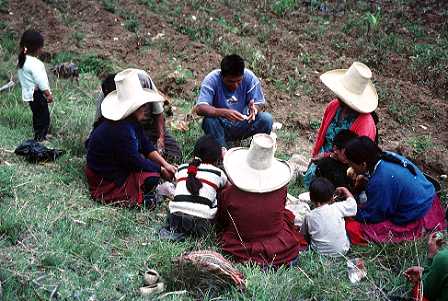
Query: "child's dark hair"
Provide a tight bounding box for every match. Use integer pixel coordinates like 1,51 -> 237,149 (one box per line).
186,135 -> 221,195
101,73 -> 117,97
309,177 -> 335,204
17,30 -> 44,69
333,129 -> 358,150
220,54 -> 245,77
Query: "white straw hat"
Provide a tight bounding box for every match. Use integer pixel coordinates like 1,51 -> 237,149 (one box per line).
101,69 -> 164,121
223,134 -> 292,193
320,62 -> 378,113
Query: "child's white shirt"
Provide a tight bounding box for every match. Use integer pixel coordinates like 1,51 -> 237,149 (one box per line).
301,197 -> 357,257
17,55 -> 50,101
169,163 -> 227,219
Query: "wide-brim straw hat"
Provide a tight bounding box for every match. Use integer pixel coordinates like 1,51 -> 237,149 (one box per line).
223,134 -> 292,193
101,68 -> 164,121
320,62 -> 378,113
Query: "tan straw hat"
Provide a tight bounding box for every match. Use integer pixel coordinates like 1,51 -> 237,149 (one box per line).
320,62 -> 378,113
101,68 -> 164,121
223,134 -> 292,193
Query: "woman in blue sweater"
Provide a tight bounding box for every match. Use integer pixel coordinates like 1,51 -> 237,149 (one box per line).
85,69 -> 176,208
343,136 -> 446,243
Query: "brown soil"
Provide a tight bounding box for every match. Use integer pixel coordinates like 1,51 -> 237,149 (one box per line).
1,0 -> 447,177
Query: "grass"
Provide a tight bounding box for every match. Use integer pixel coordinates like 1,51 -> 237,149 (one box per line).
0,65 -> 438,299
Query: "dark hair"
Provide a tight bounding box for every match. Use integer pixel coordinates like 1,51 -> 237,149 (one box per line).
333,129 -> 358,150
185,136 -> 222,196
193,135 -> 221,164
101,73 -> 117,97
17,30 -> 44,69
309,177 -> 335,204
220,54 -> 245,77
315,157 -> 351,188
344,136 -> 382,172
186,158 -> 202,196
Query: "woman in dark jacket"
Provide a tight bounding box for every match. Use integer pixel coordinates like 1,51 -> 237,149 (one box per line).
85,69 -> 176,208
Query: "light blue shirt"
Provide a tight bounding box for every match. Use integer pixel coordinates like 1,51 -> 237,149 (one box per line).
196,69 -> 265,115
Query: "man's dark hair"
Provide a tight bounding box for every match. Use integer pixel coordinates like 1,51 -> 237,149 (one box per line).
309,177 -> 335,204
333,129 -> 358,150
220,54 -> 245,77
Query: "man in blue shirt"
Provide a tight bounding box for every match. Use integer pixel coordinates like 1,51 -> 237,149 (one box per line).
195,54 -> 273,148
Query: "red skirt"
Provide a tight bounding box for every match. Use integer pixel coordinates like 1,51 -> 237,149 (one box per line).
346,195 -> 446,244
219,209 -> 308,266
85,166 -> 159,207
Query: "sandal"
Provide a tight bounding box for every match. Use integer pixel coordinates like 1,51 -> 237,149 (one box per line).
139,282 -> 164,297
143,269 -> 160,286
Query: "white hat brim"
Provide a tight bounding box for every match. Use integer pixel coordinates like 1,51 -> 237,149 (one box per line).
320,69 -> 378,113
101,88 -> 164,121
223,147 -> 292,193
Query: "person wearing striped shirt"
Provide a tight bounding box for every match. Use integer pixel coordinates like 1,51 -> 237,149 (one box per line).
161,136 -> 227,240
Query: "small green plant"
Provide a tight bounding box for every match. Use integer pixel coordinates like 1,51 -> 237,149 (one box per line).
173,65 -> 194,85
0,20 -> 7,30
0,0 -> 8,12
364,8 -> 382,37
272,0 -> 297,16
217,17 -> 240,34
408,135 -> 434,154
309,119 -> 321,130
78,53 -> 114,76
101,0 -> 117,13
124,16 -> 139,33
51,51 -> 77,65
0,31 -> 16,61
72,31 -> 85,47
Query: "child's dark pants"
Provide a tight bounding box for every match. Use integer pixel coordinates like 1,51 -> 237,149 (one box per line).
29,90 -> 50,141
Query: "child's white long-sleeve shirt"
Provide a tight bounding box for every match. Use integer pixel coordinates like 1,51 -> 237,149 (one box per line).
301,197 -> 357,257
17,55 -> 50,101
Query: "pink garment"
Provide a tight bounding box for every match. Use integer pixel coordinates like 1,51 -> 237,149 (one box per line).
311,99 -> 377,157
361,194 -> 447,243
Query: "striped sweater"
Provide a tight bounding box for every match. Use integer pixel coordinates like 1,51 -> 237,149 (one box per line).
169,163 -> 227,219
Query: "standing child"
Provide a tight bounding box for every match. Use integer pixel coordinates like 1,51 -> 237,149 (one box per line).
17,30 -> 53,142
301,177 -> 357,257
160,135 -> 227,241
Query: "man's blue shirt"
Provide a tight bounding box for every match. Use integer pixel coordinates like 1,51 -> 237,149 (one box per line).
196,69 -> 265,115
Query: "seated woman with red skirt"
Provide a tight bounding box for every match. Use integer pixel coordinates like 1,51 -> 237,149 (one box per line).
217,134 -> 307,266
344,136 -> 446,244
85,69 -> 176,208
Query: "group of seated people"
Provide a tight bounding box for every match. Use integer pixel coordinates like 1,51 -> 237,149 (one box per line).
84,55 -> 447,300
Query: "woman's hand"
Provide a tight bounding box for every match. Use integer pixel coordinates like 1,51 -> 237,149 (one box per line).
161,163 -> 177,180
161,164 -> 176,180
335,187 -> 353,199
311,152 -> 328,163
428,232 -> 444,258
354,175 -> 368,191
404,266 -> 423,284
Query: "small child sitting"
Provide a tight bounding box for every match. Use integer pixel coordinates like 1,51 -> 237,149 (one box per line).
160,135 -> 227,241
301,177 -> 357,257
